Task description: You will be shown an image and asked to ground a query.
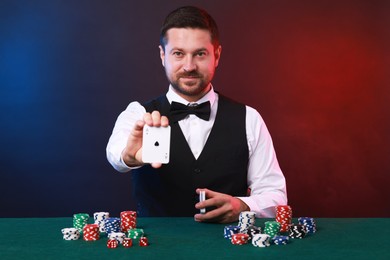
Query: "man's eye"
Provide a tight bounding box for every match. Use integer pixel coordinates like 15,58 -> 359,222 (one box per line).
197,52 -> 206,57
173,52 -> 183,57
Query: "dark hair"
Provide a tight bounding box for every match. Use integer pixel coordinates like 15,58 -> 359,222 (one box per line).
160,6 -> 220,51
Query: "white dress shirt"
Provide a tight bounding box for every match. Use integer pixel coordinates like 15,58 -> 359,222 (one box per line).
106,86 -> 287,217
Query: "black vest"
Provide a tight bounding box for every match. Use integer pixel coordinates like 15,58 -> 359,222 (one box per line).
131,94 -> 249,216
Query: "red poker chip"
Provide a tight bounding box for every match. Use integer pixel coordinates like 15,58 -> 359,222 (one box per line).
231,233 -> 249,245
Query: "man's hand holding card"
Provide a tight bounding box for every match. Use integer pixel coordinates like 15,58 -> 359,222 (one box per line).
142,125 -> 171,164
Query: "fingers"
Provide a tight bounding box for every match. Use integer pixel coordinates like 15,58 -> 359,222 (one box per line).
194,188 -> 246,223
194,207 -> 227,223
143,111 -> 169,127
122,110 -> 169,168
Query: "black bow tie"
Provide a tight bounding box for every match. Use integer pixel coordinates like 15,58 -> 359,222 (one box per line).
170,101 -> 211,122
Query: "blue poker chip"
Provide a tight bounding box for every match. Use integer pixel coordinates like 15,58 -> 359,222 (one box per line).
272,235 -> 290,245
104,217 -> 121,235
224,225 -> 240,239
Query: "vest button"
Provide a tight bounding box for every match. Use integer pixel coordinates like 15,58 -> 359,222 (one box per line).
194,168 -> 201,174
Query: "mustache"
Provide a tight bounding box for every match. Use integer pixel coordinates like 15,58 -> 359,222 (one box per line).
177,72 -> 201,78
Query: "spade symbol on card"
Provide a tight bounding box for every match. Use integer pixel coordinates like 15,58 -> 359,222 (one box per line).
154,141 -> 159,147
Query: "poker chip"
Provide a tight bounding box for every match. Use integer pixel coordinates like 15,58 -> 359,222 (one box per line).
289,224 -> 306,239
107,239 -> 118,248
61,227 -> 80,240
83,224 -> 100,241
298,217 -> 317,234
128,228 -> 144,240
264,221 -> 281,238
120,211 -> 137,232
231,233 -> 249,245
223,225 -> 240,239
64,210 -> 152,248
73,213 -> 89,232
104,217 -> 121,235
272,235 -> 290,245
108,232 -> 126,244
93,212 -> 110,233
238,211 -> 256,233
122,238 -> 133,248
275,205 -> 292,232
139,236 -> 149,247
252,234 -> 271,247
246,226 -> 262,240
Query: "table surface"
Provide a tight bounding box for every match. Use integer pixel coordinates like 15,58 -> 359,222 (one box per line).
0,217 -> 389,260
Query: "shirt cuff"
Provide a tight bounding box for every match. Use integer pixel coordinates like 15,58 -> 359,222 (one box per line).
236,196 -> 277,218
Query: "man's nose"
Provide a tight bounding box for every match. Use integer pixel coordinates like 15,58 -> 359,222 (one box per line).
183,56 -> 197,72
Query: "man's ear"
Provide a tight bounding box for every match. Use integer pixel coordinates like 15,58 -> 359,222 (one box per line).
214,45 -> 222,67
159,45 -> 165,67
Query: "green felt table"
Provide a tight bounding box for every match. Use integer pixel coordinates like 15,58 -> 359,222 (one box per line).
0,217 -> 389,260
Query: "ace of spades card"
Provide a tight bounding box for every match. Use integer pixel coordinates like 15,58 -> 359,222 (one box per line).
142,125 -> 171,164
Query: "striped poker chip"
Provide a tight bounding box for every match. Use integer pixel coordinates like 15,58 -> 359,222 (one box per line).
298,217 -> 317,234
128,228 -> 144,240
289,224 -> 306,239
264,221 -> 281,238
252,234 -> 271,247
73,213 -> 89,232
231,233 -> 249,245
120,211 -> 137,232
246,226 -> 262,240
272,235 -> 290,245
275,205 -> 292,232
61,227 -> 80,240
238,211 -> 256,233
83,224 -> 100,241
93,212 -> 110,233
223,225 -> 240,239
104,217 -> 121,235
108,232 -> 126,244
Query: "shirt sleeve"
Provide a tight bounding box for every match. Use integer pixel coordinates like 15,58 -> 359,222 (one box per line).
237,106 -> 288,218
106,102 -> 146,173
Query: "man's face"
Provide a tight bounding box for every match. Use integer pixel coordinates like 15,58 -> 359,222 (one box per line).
159,28 -> 221,102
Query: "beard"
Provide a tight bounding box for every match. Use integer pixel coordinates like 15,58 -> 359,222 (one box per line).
169,71 -> 213,98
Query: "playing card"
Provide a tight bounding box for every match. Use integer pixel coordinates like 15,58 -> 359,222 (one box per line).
199,190 -> 206,214
142,125 -> 171,164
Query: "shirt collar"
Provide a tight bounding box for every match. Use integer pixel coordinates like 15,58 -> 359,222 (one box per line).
166,84 -> 216,107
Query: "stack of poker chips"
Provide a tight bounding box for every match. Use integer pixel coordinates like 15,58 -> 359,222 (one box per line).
246,226 -> 262,240
104,217 -> 121,235
252,234 -> 271,247
238,211 -> 256,233
128,228 -> 144,240
223,225 -> 240,239
231,233 -> 250,245
108,232 -> 127,244
264,221 -> 281,238
120,211 -> 137,232
275,205 -> 293,232
73,213 -> 89,232
83,224 -> 100,241
288,224 -> 306,239
94,212 -> 110,233
298,217 -> 317,234
272,235 -> 290,245
61,227 -> 80,240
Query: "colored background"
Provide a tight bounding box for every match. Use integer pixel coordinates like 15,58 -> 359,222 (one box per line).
1,0 -> 389,217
